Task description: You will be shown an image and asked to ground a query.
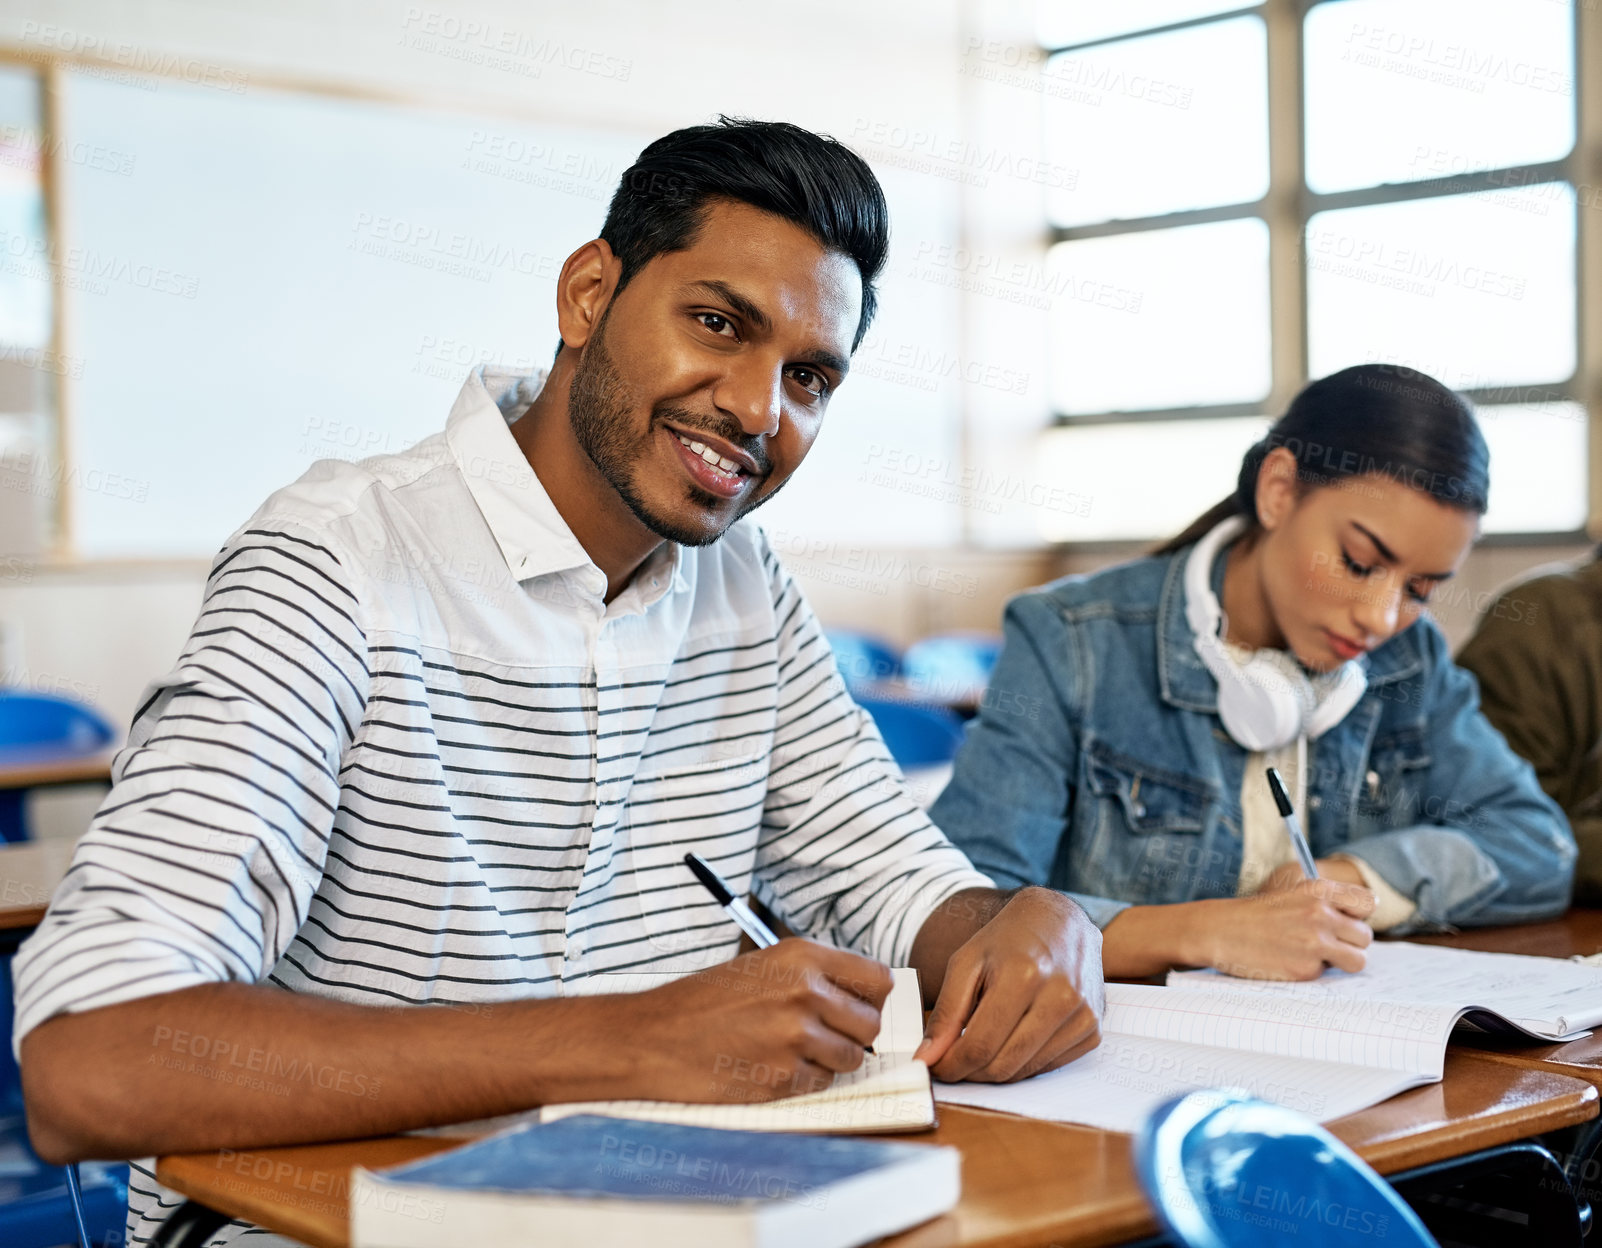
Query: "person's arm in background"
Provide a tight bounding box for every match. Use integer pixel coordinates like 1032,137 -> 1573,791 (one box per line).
929,591 -> 1375,982
751,534 -> 1102,1083
1456,574 -> 1602,905
1332,615 -> 1577,929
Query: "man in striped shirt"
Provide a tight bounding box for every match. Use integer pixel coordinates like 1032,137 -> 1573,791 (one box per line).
16,119 -> 1103,1244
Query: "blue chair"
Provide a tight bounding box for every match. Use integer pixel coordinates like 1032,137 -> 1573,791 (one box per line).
823,630 -> 901,694
1134,1089 -> 1437,1248
901,632 -> 1002,704
855,696 -> 966,770
0,692 -> 115,843
0,1133 -> 128,1247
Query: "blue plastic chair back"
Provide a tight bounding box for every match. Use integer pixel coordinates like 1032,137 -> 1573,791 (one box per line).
855,696 -> 966,769
824,631 -> 901,692
1135,1090 -> 1437,1248
901,632 -> 1002,701
0,692 -> 114,759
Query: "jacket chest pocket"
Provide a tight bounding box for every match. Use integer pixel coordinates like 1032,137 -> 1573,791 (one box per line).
1086,743 -> 1211,834
1079,741 -> 1224,902
1357,725 -> 1433,826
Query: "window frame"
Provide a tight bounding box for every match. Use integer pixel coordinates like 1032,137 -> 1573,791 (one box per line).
1041,0 -> 1601,542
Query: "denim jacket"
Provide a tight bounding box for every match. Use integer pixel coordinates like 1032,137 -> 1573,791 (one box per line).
928,544 -> 1576,934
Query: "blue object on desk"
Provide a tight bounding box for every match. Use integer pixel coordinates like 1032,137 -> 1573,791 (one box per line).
901,632 -> 1001,700
1134,1089 -> 1438,1248
855,696 -> 966,769
0,692 -> 115,843
823,630 -> 901,692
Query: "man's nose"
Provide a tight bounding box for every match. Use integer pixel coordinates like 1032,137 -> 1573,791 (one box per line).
713,359 -> 782,439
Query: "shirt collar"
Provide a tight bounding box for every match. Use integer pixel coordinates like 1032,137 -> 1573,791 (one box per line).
444,365 -> 688,598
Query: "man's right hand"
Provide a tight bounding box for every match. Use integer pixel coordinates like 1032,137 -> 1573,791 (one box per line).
614,939 -> 894,1103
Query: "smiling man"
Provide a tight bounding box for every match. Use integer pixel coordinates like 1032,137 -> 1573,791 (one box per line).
15,119 -> 1104,1245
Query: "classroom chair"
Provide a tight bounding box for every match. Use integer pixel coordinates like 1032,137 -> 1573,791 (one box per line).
900,631 -> 1001,703
1134,1089 -> 1438,1248
855,696 -> 966,769
0,691 -> 116,843
0,1144 -> 129,1247
822,630 -> 901,693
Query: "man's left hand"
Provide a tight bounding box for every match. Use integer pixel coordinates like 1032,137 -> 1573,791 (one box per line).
912,887 -> 1104,1083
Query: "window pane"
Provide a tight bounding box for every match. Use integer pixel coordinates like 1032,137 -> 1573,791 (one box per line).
1035,416 -> 1268,541
1305,0 -> 1575,194
1478,401 -> 1587,534
1037,0 -> 1255,48
0,67 -> 49,348
1048,218 -> 1271,414
1306,187 -> 1576,390
1045,17 -> 1268,226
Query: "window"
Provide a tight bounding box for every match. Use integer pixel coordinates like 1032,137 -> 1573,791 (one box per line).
1038,0 -> 1589,541
0,65 -> 51,557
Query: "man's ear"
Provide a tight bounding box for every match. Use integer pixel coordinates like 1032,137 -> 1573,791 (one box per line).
556,238 -> 622,352
1254,446 -> 1301,533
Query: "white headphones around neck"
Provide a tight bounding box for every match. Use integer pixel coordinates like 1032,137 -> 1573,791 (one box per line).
1184,514 -> 1368,752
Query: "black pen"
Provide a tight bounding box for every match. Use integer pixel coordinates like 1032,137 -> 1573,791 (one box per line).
684,851 -> 875,1054
684,851 -> 779,948
1265,767 -> 1319,880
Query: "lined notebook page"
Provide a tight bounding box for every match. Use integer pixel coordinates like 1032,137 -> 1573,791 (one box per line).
1170,942 -> 1602,1039
932,982 -> 1456,1134
934,1037 -> 1421,1132
1112,984 -> 1459,1076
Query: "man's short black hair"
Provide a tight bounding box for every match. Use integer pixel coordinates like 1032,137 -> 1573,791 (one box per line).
596,116 -> 889,351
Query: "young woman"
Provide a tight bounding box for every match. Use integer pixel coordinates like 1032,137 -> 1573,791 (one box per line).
929,364 -> 1575,980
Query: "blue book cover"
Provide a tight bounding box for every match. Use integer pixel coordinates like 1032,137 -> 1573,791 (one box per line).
375,1114 -> 937,1206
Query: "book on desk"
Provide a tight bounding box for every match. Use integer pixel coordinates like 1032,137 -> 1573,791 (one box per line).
352,1114 -> 959,1248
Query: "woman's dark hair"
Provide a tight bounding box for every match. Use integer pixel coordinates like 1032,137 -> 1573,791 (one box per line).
1153,364 -> 1490,555
581,116 -> 889,352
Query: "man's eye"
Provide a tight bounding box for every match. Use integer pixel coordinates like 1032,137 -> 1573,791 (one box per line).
1406,582 -> 1433,605
790,367 -> 828,397
698,312 -> 735,337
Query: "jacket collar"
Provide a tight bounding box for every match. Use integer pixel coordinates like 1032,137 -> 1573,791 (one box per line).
1156,535 -> 1425,715
444,365 -> 687,595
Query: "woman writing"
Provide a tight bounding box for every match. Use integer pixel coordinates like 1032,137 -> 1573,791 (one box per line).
929,365 -> 1574,980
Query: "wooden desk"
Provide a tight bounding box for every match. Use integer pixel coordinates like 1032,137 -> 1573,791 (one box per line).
1409,908 -> 1602,961
155,1053 -> 1596,1248
0,751 -> 113,792
0,836 -> 75,930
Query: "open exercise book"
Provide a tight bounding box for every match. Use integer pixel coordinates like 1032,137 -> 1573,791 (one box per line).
936,941 -> 1602,1135
424,968 -> 932,1139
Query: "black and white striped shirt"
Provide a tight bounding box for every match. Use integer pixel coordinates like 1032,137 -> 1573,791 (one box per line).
14,367 -> 990,1246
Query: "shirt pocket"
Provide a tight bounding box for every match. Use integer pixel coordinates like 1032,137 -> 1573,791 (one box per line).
1357,725 -> 1433,827
621,754 -> 767,969
1079,740 -> 1223,903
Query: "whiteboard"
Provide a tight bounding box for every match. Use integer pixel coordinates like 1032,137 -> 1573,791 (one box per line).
60,73 -> 962,557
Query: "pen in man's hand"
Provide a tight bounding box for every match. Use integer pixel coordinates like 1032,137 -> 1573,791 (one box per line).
683,851 -> 875,1054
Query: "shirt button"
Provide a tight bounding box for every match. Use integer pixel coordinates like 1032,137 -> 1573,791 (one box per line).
1309,795 -> 1322,811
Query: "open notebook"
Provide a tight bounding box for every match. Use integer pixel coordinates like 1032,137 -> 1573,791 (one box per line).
424,968 -> 932,1138
936,942 -> 1602,1135
1168,940 -> 1602,1041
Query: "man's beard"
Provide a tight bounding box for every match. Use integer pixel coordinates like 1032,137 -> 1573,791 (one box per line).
567,317 -> 778,547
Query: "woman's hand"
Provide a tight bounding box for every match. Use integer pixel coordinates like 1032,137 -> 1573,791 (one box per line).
1195,877 -> 1376,980
1102,876 -> 1376,981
